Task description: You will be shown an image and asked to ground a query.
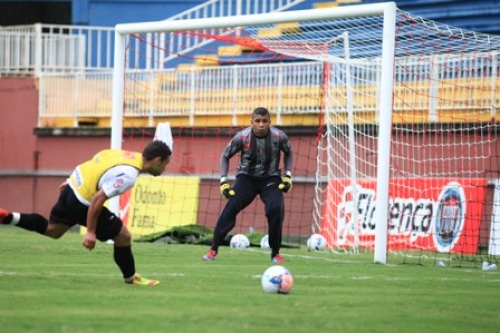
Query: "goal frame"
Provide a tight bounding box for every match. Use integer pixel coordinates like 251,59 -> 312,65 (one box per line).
110,2 -> 398,264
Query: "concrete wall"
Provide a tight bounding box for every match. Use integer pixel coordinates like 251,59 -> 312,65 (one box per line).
1,77 -> 498,246
0,79 -> 39,170
0,77 -> 316,234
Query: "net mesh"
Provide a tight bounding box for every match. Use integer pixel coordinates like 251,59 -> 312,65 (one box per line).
119,8 -> 500,263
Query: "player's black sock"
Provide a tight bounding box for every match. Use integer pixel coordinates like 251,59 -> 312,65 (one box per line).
114,245 -> 135,280
16,214 -> 48,234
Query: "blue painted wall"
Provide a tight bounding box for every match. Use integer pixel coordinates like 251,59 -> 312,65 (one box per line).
67,0 -> 500,35
72,0 -> 208,26
6,0 -> 496,33
71,0 -> 316,26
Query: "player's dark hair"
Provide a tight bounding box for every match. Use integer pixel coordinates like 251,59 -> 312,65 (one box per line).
142,140 -> 172,162
252,107 -> 270,118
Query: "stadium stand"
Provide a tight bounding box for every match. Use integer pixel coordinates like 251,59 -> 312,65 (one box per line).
3,0 -> 499,128
198,0 -> 500,68
360,0 -> 500,34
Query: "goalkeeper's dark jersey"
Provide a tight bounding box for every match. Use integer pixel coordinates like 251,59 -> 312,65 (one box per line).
220,126 -> 292,179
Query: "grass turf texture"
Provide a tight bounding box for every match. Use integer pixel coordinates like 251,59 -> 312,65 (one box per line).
1,225 -> 499,333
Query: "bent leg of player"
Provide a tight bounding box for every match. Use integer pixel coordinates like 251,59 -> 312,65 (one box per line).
0,210 -> 50,234
93,209 -> 159,286
114,227 -> 159,286
260,178 -> 285,262
0,187 -> 81,244
45,184 -> 83,238
204,175 -> 258,261
0,187 -> 74,237
6,184 -> 80,238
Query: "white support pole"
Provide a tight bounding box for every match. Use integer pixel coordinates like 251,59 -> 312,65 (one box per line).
111,32 -> 126,150
373,2 -> 397,264
109,30 -> 126,215
189,67 -> 196,126
276,62 -> 283,125
428,62 -> 439,122
491,52 -> 498,119
236,0 -> 242,16
232,65 -> 239,126
489,179 -> 500,256
344,31 -> 359,251
34,23 -> 43,76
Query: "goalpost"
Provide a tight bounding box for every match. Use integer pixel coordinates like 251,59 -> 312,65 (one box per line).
110,1 -> 500,265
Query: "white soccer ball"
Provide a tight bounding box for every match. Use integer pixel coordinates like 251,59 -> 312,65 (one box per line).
261,265 -> 294,294
260,234 -> 270,250
307,233 -> 327,251
230,234 -> 250,249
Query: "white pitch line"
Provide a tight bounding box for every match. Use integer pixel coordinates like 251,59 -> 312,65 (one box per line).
0,271 -> 185,277
245,248 -> 359,264
1,271 -> 497,284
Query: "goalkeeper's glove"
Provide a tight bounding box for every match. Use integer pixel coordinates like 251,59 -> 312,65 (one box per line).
278,172 -> 292,193
220,177 -> 235,199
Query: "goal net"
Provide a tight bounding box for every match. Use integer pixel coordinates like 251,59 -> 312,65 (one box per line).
111,2 -> 500,264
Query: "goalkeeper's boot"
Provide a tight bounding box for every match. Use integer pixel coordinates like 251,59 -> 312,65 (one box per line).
127,274 -> 160,286
203,249 -> 217,261
0,208 -> 10,224
271,254 -> 285,264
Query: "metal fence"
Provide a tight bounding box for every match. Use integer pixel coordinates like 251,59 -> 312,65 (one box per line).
0,24 -> 116,76
0,1 -> 306,76
36,54 -> 500,127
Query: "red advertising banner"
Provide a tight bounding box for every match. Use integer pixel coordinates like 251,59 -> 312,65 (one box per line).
320,178 -> 487,254
119,189 -> 131,226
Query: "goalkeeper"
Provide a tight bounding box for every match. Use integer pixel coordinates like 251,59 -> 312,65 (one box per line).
203,107 -> 293,263
0,140 -> 172,286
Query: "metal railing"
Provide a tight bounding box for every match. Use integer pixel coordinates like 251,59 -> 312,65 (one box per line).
0,24 -> 116,76
38,61 -> 325,127
160,0 -> 306,64
2,1 -> 499,128
0,0 -> 306,76
37,54 -> 500,127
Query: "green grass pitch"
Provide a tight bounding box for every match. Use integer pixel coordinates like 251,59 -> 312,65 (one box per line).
1,225 -> 499,333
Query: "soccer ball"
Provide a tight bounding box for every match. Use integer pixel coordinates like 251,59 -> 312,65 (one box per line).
307,233 -> 327,251
261,265 -> 294,294
260,234 -> 270,250
230,234 -> 250,249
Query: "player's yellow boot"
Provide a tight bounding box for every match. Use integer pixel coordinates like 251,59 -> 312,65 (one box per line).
127,274 -> 160,286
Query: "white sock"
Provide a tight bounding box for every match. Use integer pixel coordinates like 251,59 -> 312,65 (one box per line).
10,212 -> 21,226
124,274 -> 136,283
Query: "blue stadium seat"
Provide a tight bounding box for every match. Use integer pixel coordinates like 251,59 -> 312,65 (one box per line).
186,0 -> 500,66
218,52 -> 302,65
358,0 -> 500,34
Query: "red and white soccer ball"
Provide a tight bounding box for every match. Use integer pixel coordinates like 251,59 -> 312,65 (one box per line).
261,265 -> 294,294
230,234 -> 250,249
307,233 -> 327,251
